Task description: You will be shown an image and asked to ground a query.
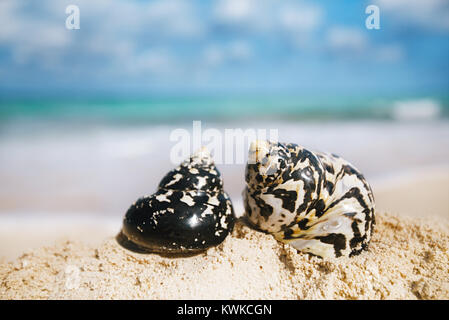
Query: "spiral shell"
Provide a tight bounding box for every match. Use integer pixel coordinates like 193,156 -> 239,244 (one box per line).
243,140 -> 375,258
120,147 -> 235,254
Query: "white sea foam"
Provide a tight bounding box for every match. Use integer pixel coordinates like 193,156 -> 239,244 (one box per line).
392,98 -> 441,121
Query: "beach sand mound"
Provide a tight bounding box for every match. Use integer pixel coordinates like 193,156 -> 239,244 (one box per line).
1,212 -> 448,299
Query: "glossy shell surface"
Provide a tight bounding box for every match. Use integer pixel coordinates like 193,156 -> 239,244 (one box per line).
243,140 -> 375,258
121,148 -> 235,254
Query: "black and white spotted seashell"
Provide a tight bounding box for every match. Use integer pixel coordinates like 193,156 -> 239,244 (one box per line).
243,140 -> 375,259
120,147 -> 235,254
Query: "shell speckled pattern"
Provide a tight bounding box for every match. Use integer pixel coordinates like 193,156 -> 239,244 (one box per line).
120,147 -> 235,254
243,140 -> 375,258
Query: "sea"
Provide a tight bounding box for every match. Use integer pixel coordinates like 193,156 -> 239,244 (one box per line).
0,94 -> 448,216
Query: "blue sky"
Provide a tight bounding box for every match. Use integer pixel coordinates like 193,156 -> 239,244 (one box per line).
0,0 -> 448,97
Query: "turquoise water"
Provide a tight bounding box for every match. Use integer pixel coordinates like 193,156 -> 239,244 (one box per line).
1,94 -> 448,124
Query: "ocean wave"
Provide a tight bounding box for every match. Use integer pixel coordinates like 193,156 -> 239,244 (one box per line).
392,99 -> 441,121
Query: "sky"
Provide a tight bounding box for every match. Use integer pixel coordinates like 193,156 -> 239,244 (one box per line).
0,0 -> 448,97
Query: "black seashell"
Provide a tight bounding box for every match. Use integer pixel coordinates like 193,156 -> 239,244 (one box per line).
120,147 -> 235,254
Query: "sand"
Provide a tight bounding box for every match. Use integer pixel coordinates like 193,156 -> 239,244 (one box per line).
373,165 -> 449,219
1,212 -> 448,300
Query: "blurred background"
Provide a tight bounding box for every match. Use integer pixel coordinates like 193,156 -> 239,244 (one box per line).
0,0 -> 448,260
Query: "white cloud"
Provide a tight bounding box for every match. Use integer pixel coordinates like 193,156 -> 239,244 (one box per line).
76,0 -> 203,38
0,0 -> 203,74
0,2 -> 69,48
86,37 -> 134,59
142,0 -> 204,38
213,0 -> 323,41
131,49 -> 176,75
0,2 -> 71,66
375,0 -> 449,32
0,2 -> 21,41
278,3 -> 323,47
203,41 -> 253,67
327,27 -> 368,53
214,0 -> 256,23
326,26 -> 404,63
278,3 -> 323,33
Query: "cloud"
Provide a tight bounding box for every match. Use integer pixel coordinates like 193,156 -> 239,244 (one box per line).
130,49 -> 177,75
375,0 -> 449,32
0,0 -> 204,78
0,2 -> 71,65
213,0 -> 274,33
326,26 -> 403,63
213,0 -> 323,39
278,3 -> 323,33
76,0 -> 204,38
0,0 -> 445,92
327,27 -> 368,53
0,2 -> 21,41
140,0 -> 204,38
214,0 -> 256,23
203,41 -> 253,67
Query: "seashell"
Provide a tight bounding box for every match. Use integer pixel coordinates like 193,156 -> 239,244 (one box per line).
243,140 -> 375,258
120,147 -> 235,254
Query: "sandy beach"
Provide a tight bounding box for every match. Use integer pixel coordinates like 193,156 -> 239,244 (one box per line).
1,167 -> 448,300
1,212 -> 448,300
373,165 -> 449,220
